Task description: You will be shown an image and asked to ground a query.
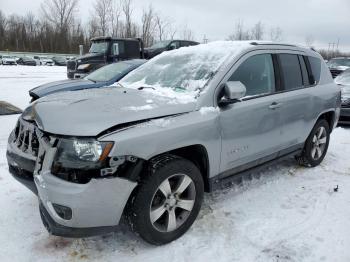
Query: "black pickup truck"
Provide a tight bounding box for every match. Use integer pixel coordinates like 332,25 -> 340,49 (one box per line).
67,37 -> 144,79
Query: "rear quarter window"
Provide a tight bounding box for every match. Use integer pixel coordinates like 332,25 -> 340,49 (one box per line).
308,56 -> 322,83
279,54 -> 303,91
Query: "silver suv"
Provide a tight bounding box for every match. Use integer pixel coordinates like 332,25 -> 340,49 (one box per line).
6,41 -> 341,245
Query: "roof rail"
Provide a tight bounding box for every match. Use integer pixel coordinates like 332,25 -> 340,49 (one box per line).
250,42 -> 297,48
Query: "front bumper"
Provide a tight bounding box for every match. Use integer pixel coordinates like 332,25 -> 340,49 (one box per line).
339,107 -> 350,124
6,119 -> 137,237
34,170 -> 137,231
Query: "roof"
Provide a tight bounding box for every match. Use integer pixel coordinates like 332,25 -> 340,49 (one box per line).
90,36 -> 140,42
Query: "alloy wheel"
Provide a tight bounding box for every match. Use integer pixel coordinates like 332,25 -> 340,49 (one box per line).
149,174 -> 196,232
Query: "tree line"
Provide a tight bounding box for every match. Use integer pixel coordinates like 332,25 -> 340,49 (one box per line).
1,0 -> 348,58
0,0 -> 191,54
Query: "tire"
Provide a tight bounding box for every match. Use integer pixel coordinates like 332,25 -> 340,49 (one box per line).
296,119 -> 330,167
128,155 -> 204,245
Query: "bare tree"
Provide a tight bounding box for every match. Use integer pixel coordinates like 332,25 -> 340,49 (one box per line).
93,0 -> 112,36
41,0 -> 79,32
87,17 -> 99,38
0,10 -> 7,50
305,34 -> 315,47
122,0 -> 133,37
228,20 -> 251,40
181,23 -> 194,41
251,21 -> 264,40
155,14 -> 171,41
269,26 -> 283,42
110,0 -> 122,37
141,5 -> 156,47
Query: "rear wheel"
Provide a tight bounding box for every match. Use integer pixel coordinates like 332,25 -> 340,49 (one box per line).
128,155 -> 204,245
297,119 -> 330,167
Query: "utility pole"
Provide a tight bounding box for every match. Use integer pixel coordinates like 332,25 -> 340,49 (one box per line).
203,35 -> 208,44
337,38 -> 340,51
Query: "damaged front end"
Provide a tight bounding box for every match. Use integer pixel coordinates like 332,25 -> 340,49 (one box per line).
6,116 -> 142,237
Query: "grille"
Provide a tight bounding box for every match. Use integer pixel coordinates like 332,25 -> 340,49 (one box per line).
13,119 -> 39,157
67,60 -> 76,71
330,69 -> 343,78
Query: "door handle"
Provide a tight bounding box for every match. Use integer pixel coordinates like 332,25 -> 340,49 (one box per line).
269,102 -> 282,110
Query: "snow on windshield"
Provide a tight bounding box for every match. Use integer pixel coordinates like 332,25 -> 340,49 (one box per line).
120,41 -> 248,99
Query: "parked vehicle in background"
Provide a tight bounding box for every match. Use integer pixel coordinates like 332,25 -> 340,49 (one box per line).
17,56 -> 37,66
52,56 -> 67,66
7,41 -> 340,245
33,56 -> 54,66
335,68 -> 350,124
0,55 -> 2,64
2,55 -> 17,65
328,57 -> 350,78
143,40 -> 199,59
29,59 -> 146,101
67,37 -> 144,79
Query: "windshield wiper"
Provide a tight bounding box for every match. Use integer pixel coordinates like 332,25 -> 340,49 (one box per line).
86,78 -> 96,83
116,82 -> 125,88
138,86 -> 155,90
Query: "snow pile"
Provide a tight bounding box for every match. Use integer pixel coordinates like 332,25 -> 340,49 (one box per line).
0,65 -> 66,109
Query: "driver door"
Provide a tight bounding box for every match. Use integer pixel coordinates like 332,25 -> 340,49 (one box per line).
219,53 -> 284,173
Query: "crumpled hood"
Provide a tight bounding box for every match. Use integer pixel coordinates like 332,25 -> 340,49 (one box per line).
29,79 -> 98,98
28,87 -> 196,136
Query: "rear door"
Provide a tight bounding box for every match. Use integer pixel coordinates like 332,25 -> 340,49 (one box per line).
275,53 -> 314,149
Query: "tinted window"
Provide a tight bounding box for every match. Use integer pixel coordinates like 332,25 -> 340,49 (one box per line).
85,62 -> 132,82
279,54 -> 303,90
169,41 -> 180,49
299,56 -> 310,86
228,54 -> 275,97
308,56 -> 321,83
181,41 -> 190,47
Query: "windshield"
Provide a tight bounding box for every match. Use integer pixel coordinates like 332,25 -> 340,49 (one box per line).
89,41 -> 109,54
150,40 -> 171,49
120,41 -> 241,97
3,56 -> 13,59
329,58 -> 350,68
85,62 -> 133,82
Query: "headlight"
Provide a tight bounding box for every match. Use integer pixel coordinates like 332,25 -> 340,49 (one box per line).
53,138 -> 114,169
77,64 -> 91,70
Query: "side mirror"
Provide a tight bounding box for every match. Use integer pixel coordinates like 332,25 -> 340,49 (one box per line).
218,81 -> 246,107
113,43 -> 120,56
168,45 -> 176,50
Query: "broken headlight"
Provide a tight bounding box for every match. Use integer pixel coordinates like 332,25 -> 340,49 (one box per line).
52,138 -> 114,170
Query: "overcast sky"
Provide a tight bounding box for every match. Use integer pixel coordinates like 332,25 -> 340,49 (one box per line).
1,0 -> 350,51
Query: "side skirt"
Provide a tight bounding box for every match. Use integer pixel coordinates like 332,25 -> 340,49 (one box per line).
209,145 -> 303,192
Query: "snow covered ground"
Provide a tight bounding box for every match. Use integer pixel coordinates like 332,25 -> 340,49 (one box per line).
0,65 -> 350,262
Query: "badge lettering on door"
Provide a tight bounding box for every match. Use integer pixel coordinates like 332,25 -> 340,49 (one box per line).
227,145 -> 249,156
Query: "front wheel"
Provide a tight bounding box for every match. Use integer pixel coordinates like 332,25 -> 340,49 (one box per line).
297,119 -> 330,167
128,155 -> 204,245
